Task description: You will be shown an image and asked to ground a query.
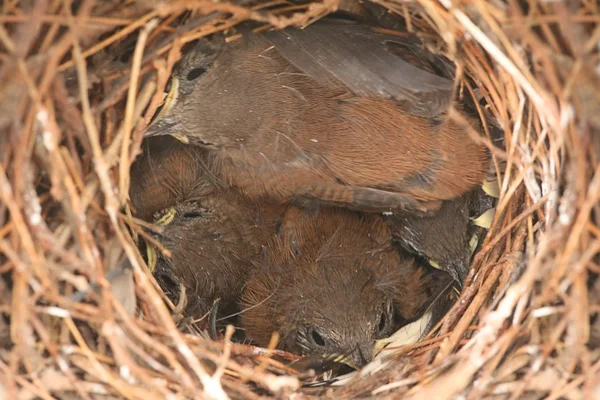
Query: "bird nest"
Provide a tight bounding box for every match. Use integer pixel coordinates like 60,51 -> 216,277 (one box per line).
1,0 -> 599,399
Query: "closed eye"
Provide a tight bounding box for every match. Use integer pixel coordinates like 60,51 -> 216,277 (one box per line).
378,312 -> 386,332
182,211 -> 205,219
311,329 -> 325,346
186,67 -> 207,81
376,302 -> 397,338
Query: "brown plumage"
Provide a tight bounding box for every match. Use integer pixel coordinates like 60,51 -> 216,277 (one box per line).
240,206 -> 447,368
129,136 -> 283,318
144,18 -> 488,214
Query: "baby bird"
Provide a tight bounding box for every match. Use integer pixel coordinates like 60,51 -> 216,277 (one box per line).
145,18 -> 488,214
386,185 -> 496,284
129,136 -> 283,319
240,206 -> 444,368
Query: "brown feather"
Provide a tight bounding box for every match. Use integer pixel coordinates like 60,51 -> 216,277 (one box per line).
145,19 -> 489,214
240,206 -> 445,367
129,137 -> 284,319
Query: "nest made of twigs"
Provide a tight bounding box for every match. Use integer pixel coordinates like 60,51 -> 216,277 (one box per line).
1,0 -> 599,399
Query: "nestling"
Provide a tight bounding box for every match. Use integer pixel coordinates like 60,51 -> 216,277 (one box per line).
129,136 -> 283,319
240,206 -> 444,368
386,184 -> 496,284
145,18 -> 489,214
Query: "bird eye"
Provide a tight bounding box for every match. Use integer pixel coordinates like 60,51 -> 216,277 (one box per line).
310,329 -> 326,347
377,311 -> 387,333
182,211 -> 204,219
376,302 -> 396,337
186,67 -> 207,81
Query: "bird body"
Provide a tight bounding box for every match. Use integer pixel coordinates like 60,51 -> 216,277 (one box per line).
145,19 -> 488,213
240,206 -> 445,368
386,186 -> 496,284
129,137 -> 283,318
137,18 -> 494,357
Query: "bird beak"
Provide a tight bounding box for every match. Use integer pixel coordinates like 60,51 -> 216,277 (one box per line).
482,178 -> 500,198
471,208 -> 496,229
154,76 -> 180,121
348,342 -> 374,369
155,207 -> 177,226
427,258 -> 465,286
144,116 -> 183,139
144,207 -> 177,272
145,76 -> 183,139
146,244 -> 157,272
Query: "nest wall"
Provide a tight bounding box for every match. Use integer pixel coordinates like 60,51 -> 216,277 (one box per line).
0,0 -> 599,399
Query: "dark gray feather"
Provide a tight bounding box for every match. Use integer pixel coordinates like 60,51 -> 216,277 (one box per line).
263,19 -> 454,118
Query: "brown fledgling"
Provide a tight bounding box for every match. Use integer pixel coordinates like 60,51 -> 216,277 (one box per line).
129,136 -> 283,319
240,206 -> 446,368
145,18 -> 488,214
